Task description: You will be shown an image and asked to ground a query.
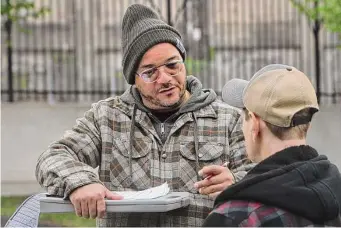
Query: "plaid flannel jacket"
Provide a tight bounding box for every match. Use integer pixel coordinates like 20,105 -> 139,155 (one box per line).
36,92 -> 254,227
204,200 -> 341,227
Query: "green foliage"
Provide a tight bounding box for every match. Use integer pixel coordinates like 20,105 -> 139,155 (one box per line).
185,57 -> 209,76
184,47 -> 215,75
291,0 -> 341,35
209,47 -> 216,61
1,0 -> 50,22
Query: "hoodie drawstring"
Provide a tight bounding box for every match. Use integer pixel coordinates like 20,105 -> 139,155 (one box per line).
192,112 -> 200,180
129,104 -> 137,177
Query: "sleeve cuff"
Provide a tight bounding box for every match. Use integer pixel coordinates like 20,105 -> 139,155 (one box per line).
63,172 -> 103,199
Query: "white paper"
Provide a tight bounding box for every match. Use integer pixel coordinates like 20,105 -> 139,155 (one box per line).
115,182 -> 170,200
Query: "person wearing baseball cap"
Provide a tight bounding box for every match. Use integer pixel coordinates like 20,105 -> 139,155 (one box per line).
203,64 -> 341,227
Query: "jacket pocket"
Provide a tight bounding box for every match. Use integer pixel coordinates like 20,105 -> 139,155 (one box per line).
110,137 -> 152,190
179,141 -> 225,193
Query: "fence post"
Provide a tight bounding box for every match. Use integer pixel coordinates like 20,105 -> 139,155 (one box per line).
313,0 -> 321,103
167,0 -> 172,26
5,0 -> 14,102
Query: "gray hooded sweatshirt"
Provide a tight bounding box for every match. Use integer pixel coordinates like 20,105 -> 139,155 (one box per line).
125,76 -> 217,143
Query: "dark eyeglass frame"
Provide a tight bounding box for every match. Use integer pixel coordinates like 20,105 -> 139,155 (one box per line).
136,59 -> 184,83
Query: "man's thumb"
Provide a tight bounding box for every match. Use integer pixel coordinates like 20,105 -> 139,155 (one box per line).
105,189 -> 124,200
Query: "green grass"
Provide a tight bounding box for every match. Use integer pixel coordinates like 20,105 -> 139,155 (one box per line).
1,196 -> 96,227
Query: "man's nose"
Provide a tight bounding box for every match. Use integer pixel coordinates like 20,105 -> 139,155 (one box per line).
155,67 -> 172,84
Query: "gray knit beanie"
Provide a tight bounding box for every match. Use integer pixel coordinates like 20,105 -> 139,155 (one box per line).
121,4 -> 186,84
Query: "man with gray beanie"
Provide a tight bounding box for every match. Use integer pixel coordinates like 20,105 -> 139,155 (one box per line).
203,64 -> 341,227
36,4 -> 253,226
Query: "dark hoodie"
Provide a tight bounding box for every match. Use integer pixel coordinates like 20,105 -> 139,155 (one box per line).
203,145 -> 341,227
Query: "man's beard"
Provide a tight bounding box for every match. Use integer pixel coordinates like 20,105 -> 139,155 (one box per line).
138,82 -> 187,110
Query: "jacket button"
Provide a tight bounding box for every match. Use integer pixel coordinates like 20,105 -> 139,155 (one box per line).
198,153 -> 203,158
161,153 -> 167,159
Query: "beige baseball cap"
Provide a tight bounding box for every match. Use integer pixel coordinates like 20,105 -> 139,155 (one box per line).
222,64 -> 319,127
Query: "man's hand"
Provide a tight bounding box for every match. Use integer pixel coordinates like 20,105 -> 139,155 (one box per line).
194,165 -> 235,199
69,183 -> 123,219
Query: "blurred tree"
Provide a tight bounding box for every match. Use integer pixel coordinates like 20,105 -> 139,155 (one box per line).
1,0 -> 49,23
291,0 -> 341,37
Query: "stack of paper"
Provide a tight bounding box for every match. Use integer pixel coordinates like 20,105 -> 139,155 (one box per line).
115,182 -> 170,200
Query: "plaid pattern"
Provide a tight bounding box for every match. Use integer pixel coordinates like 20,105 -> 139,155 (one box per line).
36,92 -> 254,227
205,200 -> 338,227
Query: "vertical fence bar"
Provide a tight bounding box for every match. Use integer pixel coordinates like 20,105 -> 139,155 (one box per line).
59,0 -> 66,101
58,0 -> 65,102
105,0 -> 111,97
89,0 -> 95,100
281,0 -> 286,64
167,0 -> 172,26
106,0 -> 111,98
22,4 -> 29,101
85,0 -> 91,102
5,0 -> 13,102
336,35 -> 341,103
210,0 -> 215,88
18,9 -> 24,101
236,0 -> 240,79
212,0 -> 216,87
243,0 -> 249,80
42,2 -> 48,102
294,0 -> 300,69
330,32 -> 335,104
97,1 -> 104,99
14,0 -> 22,101
250,0 -> 256,79
72,0 -> 78,102
225,0 -> 231,81
65,0 -> 72,101
32,3 -> 41,101
323,30 -> 328,104
117,0 -> 125,96
32,1 -> 38,101
80,0 -> 87,101
313,0 -> 321,103
65,0 -> 70,101
46,1 -> 53,103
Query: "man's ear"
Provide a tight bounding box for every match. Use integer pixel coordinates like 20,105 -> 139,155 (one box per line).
250,112 -> 260,142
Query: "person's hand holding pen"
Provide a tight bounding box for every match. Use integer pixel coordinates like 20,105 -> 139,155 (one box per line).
194,162 -> 235,199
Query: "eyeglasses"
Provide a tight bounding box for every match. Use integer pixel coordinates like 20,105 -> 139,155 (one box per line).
136,59 -> 184,83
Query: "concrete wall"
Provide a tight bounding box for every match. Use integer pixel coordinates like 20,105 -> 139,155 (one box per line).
1,102 -> 90,196
1,102 -> 340,196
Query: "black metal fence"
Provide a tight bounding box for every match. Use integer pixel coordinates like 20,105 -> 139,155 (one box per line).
1,0 -> 341,104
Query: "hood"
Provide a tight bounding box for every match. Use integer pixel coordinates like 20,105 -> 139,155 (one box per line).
178,75 -> 216,113
121,75 -> 216,114
215,145 -> 341,223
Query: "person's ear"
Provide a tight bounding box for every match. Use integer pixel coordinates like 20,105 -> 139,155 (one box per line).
250,112 -> 260,142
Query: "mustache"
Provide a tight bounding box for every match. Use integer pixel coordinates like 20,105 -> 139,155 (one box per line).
157,82 -> 178,92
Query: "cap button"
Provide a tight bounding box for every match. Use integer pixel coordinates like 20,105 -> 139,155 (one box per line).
161,153 -> 167,159
286,67 -> 292,71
